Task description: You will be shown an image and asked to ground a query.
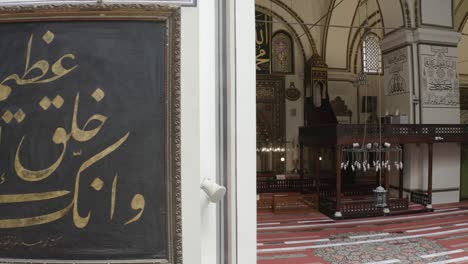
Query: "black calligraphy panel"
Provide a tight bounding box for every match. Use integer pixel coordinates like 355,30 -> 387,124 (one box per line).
256,11 -> 272,74
0,21 -> 168,260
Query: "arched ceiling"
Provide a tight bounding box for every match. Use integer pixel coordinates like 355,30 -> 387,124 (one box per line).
256,0 -> 406,71
459,21 -> 468,76
324,0 -> 406,71
455,0 -> 468,32
456,0 -> 468,76
256,0 -> 326,59
255,0 -> 465,74
377,0 -> 406,34
325,0 -> 360,69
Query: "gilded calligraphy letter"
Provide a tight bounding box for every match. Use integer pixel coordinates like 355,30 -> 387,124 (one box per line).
0,191 -> 70,204
110,175 -> 118,220
37,54 -> 78,83
15,127 -> 69,182
71,93 -> 108,142
73,133 -> 129,229
0,202 -> 73,229
256,29 -> 264,45
0,34 -> 78,102
25,34 -> 33,73
124,194 -> 145,225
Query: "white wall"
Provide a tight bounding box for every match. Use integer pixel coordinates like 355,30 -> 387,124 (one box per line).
378,0 -> 405,35
420,0 -> 454,28
328,80 -> 358,123
235,0 -> 257,263
326,0 -> 359,69
181,5 -> 202,264
405,143 -> 461,204
181,0 -> 257,263
198,0 -> 218,263
431,144 -> 460,203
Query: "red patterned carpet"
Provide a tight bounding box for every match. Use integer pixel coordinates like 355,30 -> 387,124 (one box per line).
258,202 -> 468,264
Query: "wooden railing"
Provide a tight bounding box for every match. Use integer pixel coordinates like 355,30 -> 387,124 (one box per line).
300,124 -> 468,145
341,200 -> 383,218
319,185 -> 375,197
388,197 -> 409,211
256,178 -> 365,194
319,196 -> 409,219
337,124 -> 468,141
257,178 -> 317,193
411,191 -> 430,206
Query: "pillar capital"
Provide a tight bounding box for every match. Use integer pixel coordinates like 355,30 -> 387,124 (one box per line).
380,28 -> 461,53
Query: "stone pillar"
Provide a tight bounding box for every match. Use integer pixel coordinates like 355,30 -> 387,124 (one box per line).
380,0 -> 461,204
335,146 -> 342,218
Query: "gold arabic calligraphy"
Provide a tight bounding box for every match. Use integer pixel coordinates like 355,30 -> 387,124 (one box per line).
256,12 -> 270,71
0,34 -> 78,101
0,31 -> 146,230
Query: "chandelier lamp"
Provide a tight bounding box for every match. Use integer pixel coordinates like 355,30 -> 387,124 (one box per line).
340,142 -> 403,173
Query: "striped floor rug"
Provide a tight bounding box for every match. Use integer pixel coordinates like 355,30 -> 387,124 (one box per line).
257,201 -> 468,263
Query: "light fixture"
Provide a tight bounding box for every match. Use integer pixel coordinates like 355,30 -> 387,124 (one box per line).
285,82 -> 301,101
354,70 -> 369,87
374,185 -> 387,208
341,143 -> 403,172
342,0 -> 403,209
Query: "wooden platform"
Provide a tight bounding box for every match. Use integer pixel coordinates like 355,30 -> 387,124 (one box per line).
257,192 -> 319,214
318,194 -> 431,219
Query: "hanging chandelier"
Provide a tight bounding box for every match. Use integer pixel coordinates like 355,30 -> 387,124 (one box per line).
341,142 -> 403,208
354,70 -> 369,87
344,68 -> 404,208
340,0 -> 404,208
340,142 -> 403,172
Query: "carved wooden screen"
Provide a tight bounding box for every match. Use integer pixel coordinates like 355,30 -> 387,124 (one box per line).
256,76 -> 285,173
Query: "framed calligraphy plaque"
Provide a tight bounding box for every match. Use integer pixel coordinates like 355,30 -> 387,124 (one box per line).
0,4 -> 181,264
0,0 -> 196,7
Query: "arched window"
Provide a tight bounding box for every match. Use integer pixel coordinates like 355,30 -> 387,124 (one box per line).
272,31 -> 294,74
362,33 -> 382,73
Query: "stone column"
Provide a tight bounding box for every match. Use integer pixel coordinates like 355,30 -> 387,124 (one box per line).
335,146 -> 342,218
380,1 -> 462,204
